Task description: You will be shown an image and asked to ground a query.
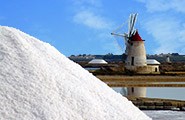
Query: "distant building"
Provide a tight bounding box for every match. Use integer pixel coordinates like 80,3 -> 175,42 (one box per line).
88,59 -> 108,65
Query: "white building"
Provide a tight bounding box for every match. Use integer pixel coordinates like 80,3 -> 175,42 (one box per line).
146,59 -> 160,72
86,59 -> 108,72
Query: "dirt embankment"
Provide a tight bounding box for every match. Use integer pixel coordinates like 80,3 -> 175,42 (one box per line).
127,97 -> 185,111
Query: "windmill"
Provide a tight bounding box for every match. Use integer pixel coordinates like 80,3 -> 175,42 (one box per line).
111,13 -> 147,72
111,13 -> 147,97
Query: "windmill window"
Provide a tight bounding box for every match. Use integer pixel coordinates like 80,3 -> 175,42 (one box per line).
131,57 -> 134,66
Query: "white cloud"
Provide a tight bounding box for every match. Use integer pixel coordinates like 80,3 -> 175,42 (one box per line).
72,0 -> 112,30
137,0 -> 185,13
71,0 -> 122,54
136,0 -> 185,54
73,10 -> 111,30
143,16 -> 185,54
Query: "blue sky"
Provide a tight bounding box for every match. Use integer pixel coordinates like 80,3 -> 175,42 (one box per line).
1,0 -> 185,56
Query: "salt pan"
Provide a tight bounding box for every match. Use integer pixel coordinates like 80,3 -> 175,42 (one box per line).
0,26 -> 151,120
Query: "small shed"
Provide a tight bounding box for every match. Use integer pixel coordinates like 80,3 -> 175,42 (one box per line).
146,59 -> 160,72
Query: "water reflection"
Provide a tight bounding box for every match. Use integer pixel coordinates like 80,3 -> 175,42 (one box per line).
112,87 -> 185,100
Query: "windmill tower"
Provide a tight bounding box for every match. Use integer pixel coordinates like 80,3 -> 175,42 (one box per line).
111,13 -> 147,97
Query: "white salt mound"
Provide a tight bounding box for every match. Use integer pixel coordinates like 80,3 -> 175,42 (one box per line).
0,26 -> 151,120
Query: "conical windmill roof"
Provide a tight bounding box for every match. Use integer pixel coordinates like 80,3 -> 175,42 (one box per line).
130,31 -> 143,41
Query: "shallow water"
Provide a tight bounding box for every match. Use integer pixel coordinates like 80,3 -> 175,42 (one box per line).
147,88 -> 185,100
112,87 -> 185,100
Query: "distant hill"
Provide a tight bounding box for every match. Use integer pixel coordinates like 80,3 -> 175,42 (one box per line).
69,53 -> 125,63
69,53 -> 185,63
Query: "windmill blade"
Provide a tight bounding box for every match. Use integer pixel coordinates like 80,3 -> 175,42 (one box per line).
113,32 -> 130,46
130,14 -> 136,35
111,32 -> 126,37
129,13 -> 138,36
129,14 -> 136,37
112,13 -> 138,43
111,13 -> 139,55
123,34 -> 128,45
133,13 -> 138,26
124,37 -> 130,55
112,20 -> 127,34
132,29 -> 137,35
129,14 -> 134,37
128,14 -> 133,37
131,13 -> 138,35
128,14 -> 131,37
112,34 -> 125,53
111,32 -> 129,54
111,32 -> 129,52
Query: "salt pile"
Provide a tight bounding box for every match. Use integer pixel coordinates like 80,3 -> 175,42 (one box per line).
0,26 -> 151,120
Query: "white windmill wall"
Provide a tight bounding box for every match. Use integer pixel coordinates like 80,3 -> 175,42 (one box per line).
125,41 -> 147,71
125,41 -> 147,97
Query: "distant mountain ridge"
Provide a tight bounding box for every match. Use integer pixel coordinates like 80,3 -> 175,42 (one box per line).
69,53 -> 185,63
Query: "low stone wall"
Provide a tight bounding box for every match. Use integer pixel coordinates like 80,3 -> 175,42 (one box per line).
125,66 -> 160,74
127,97 -> 185,111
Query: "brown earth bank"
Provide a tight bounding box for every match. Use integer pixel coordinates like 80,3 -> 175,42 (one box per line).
74,61 -> 185,74
78,62 -> 185,75
96,75 -> 185,87
127,96 -> 185,111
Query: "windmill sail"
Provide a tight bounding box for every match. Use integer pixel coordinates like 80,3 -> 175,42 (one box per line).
128,13 -> 138,38
111,13 -> 139,54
